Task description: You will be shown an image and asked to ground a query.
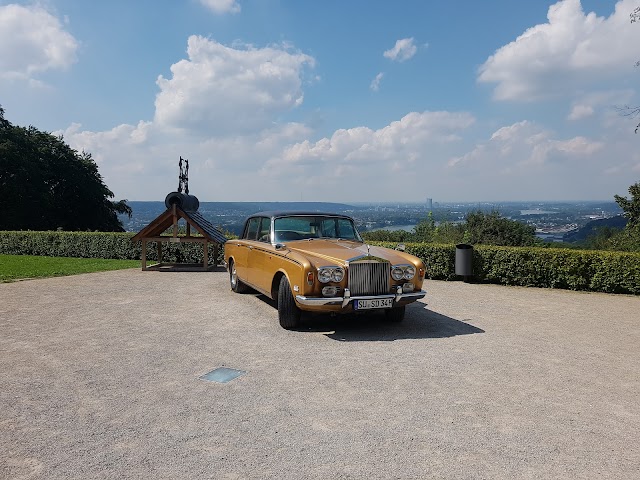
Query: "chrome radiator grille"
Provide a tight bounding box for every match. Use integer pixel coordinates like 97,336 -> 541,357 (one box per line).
348,261 -> 390,296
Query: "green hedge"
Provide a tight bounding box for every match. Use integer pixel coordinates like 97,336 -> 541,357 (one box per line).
0,231 -> 226,266
1,232 -> 639,294
370,242 -> 640,295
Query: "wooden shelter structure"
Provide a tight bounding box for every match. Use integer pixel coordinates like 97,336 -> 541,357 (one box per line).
131,157 -> 227,271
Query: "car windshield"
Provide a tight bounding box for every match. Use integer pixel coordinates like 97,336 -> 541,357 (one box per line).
274,216 -> 362,243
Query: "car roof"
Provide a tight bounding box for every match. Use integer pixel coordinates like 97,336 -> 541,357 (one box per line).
249,211 -> 354,220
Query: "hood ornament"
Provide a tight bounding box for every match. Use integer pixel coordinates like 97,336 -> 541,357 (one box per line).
367,244 -> 371,256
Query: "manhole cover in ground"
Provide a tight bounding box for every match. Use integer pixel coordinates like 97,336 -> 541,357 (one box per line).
200,367 -> 246,383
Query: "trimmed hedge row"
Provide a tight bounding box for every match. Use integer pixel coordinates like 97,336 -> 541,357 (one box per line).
1,232 -> 638,294
0,231 -> 226,266
370,242 -> 640,295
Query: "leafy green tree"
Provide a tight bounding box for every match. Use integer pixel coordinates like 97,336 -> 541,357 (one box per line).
412,211 -> 436,242
0,106 -> 131,231
463,210 -> 538,247
614,181 -> 640,228
598,181 -> 640,251
363,210 -> 538,247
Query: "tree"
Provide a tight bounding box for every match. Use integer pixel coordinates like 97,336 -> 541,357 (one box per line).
619,7 -> 640,132
0,106 -> 131,231
463,210 -> 539,247
614,181 -> 640,228
412,211 -> 436,242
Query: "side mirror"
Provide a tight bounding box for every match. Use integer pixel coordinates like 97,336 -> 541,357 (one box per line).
275,243 -> 287,251
395,243 -> 406,252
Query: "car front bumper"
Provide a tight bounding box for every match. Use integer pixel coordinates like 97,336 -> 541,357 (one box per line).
295,286 -> 426,309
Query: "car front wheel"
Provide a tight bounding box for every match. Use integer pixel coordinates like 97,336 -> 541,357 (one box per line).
277,275 -> 301,329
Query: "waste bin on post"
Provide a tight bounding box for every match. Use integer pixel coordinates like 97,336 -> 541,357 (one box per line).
455,243 -> 473,282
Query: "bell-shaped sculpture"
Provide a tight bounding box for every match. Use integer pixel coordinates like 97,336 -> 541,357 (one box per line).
164,192 -> 200,212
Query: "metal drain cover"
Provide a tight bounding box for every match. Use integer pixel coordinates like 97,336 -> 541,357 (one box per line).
200,367 -> 246,383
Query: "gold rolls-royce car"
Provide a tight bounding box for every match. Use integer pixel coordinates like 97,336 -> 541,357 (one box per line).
224,212 -> 426,329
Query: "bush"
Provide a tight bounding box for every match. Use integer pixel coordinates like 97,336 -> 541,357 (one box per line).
1,232 -> 638,295
369,241 -> 640,295
0,231 -> 226,266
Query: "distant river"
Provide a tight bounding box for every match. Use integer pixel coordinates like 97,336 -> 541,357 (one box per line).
520,210 -> 555,215
376,225 -> 416,232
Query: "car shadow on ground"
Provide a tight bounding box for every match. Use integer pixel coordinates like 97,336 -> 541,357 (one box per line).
255,295 -> 484,342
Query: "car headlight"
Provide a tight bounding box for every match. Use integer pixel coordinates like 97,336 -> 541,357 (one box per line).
392,265 -> 416,281
318,266 -> 344,283
391,266 -> 405,281
404,265 -> 416,280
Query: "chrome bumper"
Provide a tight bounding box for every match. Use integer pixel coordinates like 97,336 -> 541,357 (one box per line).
295,287 -> 426,308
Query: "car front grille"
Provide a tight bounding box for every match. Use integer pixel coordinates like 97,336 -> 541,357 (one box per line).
348,261 -> 390,296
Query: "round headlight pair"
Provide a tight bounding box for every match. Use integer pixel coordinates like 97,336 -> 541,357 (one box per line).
318,266 -> 345,283
391,265 -> 416,281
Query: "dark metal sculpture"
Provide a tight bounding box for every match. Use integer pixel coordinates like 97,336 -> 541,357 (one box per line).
166,156 -> 199,211
178,156 -> 189,194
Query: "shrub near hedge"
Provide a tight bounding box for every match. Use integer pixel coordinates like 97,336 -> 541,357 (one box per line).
1,232 -> 638,294
369,241 -> 640,295
0,231 -> 226,266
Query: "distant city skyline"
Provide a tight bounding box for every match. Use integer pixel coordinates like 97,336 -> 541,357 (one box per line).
1,1 -> 639,202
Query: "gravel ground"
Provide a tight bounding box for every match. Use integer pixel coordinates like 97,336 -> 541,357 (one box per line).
1,269 -> 639,479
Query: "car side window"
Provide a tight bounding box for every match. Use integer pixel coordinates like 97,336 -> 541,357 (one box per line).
257,217 -> 271,243
244,218 -> 260,240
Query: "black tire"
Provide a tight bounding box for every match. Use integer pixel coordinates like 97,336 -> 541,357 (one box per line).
229,260 -> 249,293
385,306 -> 405,323
277,275 -> 301,329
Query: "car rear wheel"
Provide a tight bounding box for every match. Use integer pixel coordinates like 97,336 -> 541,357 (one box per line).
277,275 -> 301,329
385,306 -> 405,323
229,260 -> 249,293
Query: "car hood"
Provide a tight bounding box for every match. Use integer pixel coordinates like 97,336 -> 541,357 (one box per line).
285,239 -> 415,266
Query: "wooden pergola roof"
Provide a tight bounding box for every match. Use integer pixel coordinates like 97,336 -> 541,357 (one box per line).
132,203 -> 227,271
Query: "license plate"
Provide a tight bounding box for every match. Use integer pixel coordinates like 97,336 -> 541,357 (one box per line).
354,298 -> 393,310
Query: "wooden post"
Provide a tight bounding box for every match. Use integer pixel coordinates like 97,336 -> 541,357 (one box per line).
186,223 -> 191,237
203,240 -> 209,270
142,239 -> 147,270
214,245 -> 219,267
157,242 -> 162,265
172,203 -> 178,237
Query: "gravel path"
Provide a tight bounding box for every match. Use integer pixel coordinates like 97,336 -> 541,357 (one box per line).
1,269 -> 639,479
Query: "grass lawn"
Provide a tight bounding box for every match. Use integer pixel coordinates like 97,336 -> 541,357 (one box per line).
0,254 -> 140,282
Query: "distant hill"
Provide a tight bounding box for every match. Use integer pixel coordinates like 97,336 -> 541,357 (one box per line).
564,215 -> 628,242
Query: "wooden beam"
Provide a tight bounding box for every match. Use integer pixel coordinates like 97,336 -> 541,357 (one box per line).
172,203 -> 178,237
142,239 -> 147,270
203,241 -> 208,269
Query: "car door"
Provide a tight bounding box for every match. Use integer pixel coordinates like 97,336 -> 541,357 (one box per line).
233,217 -> 260,283
247,217 -> 275,294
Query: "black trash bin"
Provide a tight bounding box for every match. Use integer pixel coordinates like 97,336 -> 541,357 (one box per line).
455,243 -> 473,281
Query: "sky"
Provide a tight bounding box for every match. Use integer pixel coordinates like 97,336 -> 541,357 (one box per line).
1,0 -> 640,203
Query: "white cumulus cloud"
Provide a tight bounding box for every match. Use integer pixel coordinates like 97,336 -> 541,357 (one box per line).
478,0 -> 640,101
154,36 -> 315,135
0,4 -> 78,81
383,38 -> 417,62
370,72 -> 384,91
449,120 -> 603,170
199,0 -> 241,14
266,111 -> 475,171
568,104 -> 594,120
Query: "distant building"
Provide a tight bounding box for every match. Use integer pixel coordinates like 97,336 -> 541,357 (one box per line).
426,198 -> 433,210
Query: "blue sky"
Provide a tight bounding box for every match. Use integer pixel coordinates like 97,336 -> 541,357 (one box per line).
1,0 -> 639,202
